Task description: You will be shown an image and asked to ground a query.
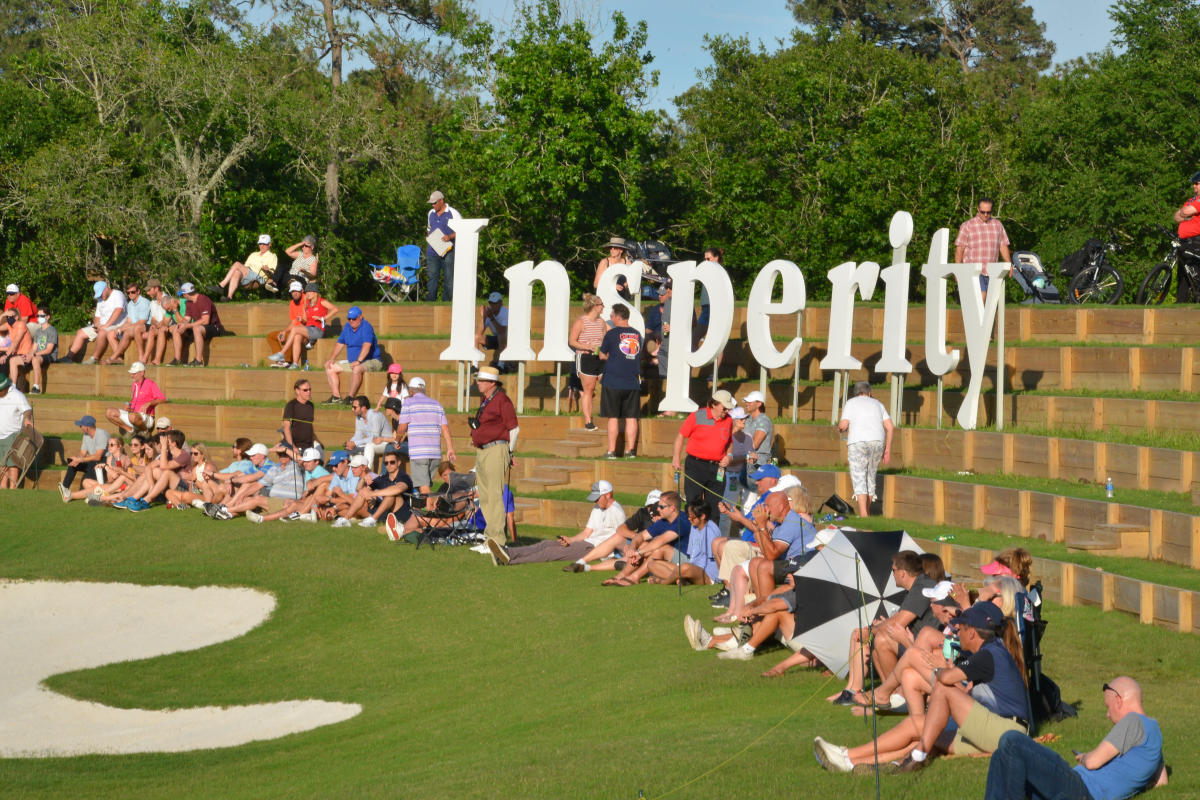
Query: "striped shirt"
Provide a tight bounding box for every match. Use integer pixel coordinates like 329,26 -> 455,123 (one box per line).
955,215 -> 1010,264
576,316 -> 606,350
397,392 -> 448,459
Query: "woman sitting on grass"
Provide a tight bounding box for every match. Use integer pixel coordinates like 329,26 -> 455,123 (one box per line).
67,435 -> 128,502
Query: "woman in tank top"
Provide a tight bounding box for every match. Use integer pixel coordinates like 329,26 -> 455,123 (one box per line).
568,293 -> 607,431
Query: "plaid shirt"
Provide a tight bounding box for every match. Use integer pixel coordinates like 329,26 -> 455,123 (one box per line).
955,215 -> 1010,264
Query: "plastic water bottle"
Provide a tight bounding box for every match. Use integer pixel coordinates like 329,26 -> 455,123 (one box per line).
1105,477 -> 1114,499
304,362 -> 310,371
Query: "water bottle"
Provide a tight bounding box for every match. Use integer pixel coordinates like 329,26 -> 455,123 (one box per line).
304,362 -> 310,371
1105,477 -> 1114,499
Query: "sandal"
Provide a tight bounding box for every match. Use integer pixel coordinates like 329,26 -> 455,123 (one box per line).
713,613 -> 738,624
602,576 -> 635,587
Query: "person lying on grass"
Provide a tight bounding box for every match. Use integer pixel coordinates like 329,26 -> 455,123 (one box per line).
488,480 -> 625,567
813,601 -> 1029,775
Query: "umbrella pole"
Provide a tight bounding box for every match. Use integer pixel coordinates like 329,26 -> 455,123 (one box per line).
855,552 -> 883,797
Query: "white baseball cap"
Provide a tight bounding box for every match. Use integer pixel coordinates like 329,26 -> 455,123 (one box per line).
177,282 -> 196,296
409,376 -> 426,389
729,407 -> 748,420
645,489 -> 663,507
128,361 -> 146,373
586,480 -> 614,501
742,390 -> 765,405
288,280 -> 303,293
299,447 -> 322,462
155,417 -> 172,429
257,234 -> 271,245
774,474 -> 802,491
5,284 -> 18,294
349,454 -> 370,468
246,443 -> 269,457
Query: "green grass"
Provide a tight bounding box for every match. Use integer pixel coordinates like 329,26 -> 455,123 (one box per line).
1,493 -> 1196,798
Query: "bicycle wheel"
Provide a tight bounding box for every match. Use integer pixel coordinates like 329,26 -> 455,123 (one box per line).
1067,264 -> 1124,304
1136,261 -> 1174,305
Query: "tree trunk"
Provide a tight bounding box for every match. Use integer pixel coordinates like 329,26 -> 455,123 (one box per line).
323,0 -> 342,228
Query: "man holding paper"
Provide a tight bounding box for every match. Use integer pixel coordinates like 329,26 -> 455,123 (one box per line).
425,190 -> 460,302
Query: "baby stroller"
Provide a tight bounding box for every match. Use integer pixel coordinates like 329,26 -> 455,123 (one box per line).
1010,251 -> 1062,304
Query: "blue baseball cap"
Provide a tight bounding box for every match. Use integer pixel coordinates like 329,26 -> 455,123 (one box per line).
750,464 -> 781,481
74,414 -> 97,428
92,281 -> 107,299
327,450 -> 349,466
346,306 -> 362,320
950,602 -> 1005,631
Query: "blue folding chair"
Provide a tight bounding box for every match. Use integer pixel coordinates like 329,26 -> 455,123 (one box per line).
370,244 -> 422,302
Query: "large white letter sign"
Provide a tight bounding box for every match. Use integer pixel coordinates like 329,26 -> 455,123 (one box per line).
952,259 -> 1011,429
595,262 -> 646,335
875,212 -> 915,375
920,228 -> 960,377
820,260 -> 881,371
439,218 -> 490,363
659,260 -> 735,413
499,260 -> 575,363
746,259 -> 806,369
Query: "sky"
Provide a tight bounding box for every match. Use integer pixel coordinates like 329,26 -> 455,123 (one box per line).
469,0 -> 1120,111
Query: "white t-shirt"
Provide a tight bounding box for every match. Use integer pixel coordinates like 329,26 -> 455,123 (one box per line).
0,388 -> 32,438
148,299 -> 166,324
840,394 -> 890,445
95,290 -> 128,328
583,501 -> 627,547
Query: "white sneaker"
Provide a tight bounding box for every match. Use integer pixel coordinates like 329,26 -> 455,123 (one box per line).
715,636 -> 739,652
267,352 -> 284,362
332,517 -> 352,528
470,543 -> 490,554
246,511 -> 263,524
684,616 -> 701,650
358,516 -> 376,528
280,511 -> 301,522
384,512 -> 402,541
298,510 -> 318,523
717,645 -> 755,661
215,506 -> 234,520
58,483 -> 71,503
813,736 -> 853,773
191,499 -> 207,510
486,538 -> 510,565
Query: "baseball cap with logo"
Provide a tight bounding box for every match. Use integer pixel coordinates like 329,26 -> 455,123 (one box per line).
586,480 -> 614,502
349,454 -> 370,468
258,234 -> 272,245
177,282 -> 196,296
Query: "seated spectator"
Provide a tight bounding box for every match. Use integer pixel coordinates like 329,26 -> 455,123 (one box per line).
269,283 -> 336,369
827,550 -> 937,706
563,489 -> 662,572
214,442 -> 276,504
107,429 -> 192,511
169,283 -> 223,366
4,284 -> 37,322
59,281 -> 127,365
65,435 -> 127,501
218,438 -> 254,474
644,498 -> 720,586
10,309 -> 57,394
273,235 -> 319,291
323,306 -> 382,404
981,546 -> 1034,589
814,602 -> 1028,774
217,234 -> 277,299
247,447 -> 332,523
346,395 -> 391,468
265,281 -> 305,364
719,406 -> 751,536
84,433 -> 154,501
103,282 -> 151,364
217,449 -> 304,520
330,454 -> 375,526
310,450 -> 355,524
164,442 -> 218,508
0,306 -> 31,372
58,414 -> 109,499
144,285 -> 184,366
601,491 -> 691,586
708,464 -> 782,608
985,677 -> 1165,799
922,552 -> 949,583
341,449 -> 411,528
0,374 -> 34,488
475,291 -> 509,372
105,361 -> 166,435
487,480 -> 625,566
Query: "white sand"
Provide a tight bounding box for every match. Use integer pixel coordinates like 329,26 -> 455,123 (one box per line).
0,580 -> 360,758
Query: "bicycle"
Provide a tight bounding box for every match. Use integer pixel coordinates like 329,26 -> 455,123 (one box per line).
1060,236 -> 1124,304
1136,227 -> 1200,304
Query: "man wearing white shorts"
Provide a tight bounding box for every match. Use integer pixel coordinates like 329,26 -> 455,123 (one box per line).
838,381 -> 894,517
106,361 -> 165,434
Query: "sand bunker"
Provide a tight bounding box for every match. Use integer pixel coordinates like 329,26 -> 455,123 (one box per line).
0,580 -> 360,758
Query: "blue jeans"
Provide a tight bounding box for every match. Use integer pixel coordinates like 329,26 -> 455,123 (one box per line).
985,730 -> 1092,800
718,464 -> 747,537
426,248 -> 455,301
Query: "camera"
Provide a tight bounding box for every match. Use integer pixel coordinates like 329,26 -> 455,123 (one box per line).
468,418 -> 480,430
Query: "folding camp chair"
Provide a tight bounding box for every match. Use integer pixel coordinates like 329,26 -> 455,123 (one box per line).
370,244 -> 422,302
8,428 -> 44,487
407,471 -> 482,549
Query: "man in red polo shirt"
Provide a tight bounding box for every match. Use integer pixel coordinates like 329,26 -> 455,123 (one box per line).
473,367 -> 520,565
671,390 -> 735,511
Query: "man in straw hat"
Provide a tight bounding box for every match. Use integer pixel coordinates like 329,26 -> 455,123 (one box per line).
473,367 -> 519,565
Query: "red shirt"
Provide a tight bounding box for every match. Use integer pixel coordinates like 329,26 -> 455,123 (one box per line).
302,296 -> 328,329
470,389 -> 517,448
1180,196 -> 1200,239
678,408 -> 732,461
4,294 -> 37,323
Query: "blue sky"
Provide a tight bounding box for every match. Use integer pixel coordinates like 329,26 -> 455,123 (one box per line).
471,0 -> 1119,111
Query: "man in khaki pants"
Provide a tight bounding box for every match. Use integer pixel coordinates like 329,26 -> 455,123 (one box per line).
471,368 -> 519,564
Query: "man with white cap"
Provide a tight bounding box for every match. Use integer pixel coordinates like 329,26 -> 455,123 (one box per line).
59,280 -> 127,365
475,291 -> 509,372
169,283 -> 223,366
105,361 -> 166,434
489,480 -> 625,566
217,234 -> 278,298
741,390 -> 773,468
331,453 -> 375,526
394,376 -> 455,495
3,284 -> 37,322
473,367 -> 519,563
425,190 -> 460,301
246,446 -> 331,523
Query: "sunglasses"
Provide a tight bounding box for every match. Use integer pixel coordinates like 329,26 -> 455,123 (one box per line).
1103,682 -> 1118,695
384,459 -> 399,465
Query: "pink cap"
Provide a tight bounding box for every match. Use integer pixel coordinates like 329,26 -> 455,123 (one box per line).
387,363 -> 403,375
980,560 -> 1015,577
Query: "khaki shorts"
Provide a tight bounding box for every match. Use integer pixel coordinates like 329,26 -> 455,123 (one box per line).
266,496 -> 291,514
334,359 -> 382,373
952,700 -> 1027,755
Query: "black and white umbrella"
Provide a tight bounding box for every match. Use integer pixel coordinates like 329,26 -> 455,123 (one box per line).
788,528 -> 924,678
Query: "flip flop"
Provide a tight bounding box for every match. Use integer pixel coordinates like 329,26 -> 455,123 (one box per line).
602,576 -> 635,587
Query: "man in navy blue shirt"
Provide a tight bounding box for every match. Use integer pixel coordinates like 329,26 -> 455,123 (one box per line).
322,306 -> 383,405
425,190 -> 460,301
598,303 -> 643,459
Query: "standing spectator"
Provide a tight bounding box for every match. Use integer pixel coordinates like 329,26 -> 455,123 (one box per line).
984,677 -> 1165,800
598,302 -> 642,459
955,196 -> 1011,301
394,376 -> 455,495
217,234 -> 278,298
58,414 -> 109,498
0,374 -> 33,488
11,308 -> 57,393
593,237 -> 633,300
425,190 -> 460,301
742,390 -> 773,468
568,294 -> 606,432
105,361 -> 166,434
4,284 -> 37,322
671,390 -> 736,511
273,234 -> 319,291
472,368 -> 519,563
169,283 -> 224,366
345,395 -> 391,467
475,292 -> 509,371
322,306 -> 382,404
279,378 -> 316,457
838,381 -> 894,517
59,280 -> 128,365
104,282 -> 151,364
